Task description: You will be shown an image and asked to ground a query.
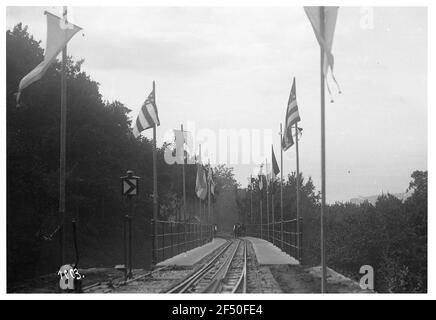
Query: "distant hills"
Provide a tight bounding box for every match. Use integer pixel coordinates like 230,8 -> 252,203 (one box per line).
349,192 -> 411,205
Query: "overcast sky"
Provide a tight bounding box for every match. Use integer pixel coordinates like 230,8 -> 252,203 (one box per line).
6,6 -> 427,203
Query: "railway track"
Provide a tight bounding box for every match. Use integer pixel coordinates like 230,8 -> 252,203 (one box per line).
166,239 -> 247,293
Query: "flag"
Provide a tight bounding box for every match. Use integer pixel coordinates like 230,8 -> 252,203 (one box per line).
133,83 -> 160,137
173,129 -> 188,164
272,146 -> 280,181
265,161 -> 271,189
207,165 -> 215,195
196,164 -> 207,200
258,164 -> 265,191
16,11 -> 82,105
304,6 -> 341,97
282,77 -> 300,151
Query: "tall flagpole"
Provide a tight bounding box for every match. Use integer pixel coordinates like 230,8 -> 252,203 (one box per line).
181,124 -> 186,221
265,158 -> 269,242
207,160 -> 211,223
271,180 -> 275,245
152,81 -> 159,267
199,144 -> 202,222
59,6 -> 68,265
280,124 -> 284,246
250,175 -> 253,225
295,123 -> 301,261
260,190 -> 263,239
320,6 -> 327,293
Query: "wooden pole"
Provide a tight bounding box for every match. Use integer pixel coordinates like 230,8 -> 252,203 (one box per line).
208,160 -> 211,224
280,124 -> 284,220
266,158 -> 270,242
295,123 -> 301,261
280,124 -> 284,249
152,81 -> 158,268
199,143 -> 202,222
59,6 -> 68,265
320,6 -> 327,293
250,175 -> 253,225
260,197 -> 263,239
181,124 -> 186,220
271,186 -> 275,245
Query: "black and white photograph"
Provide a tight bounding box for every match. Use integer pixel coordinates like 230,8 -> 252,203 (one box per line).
2,0 -> 432,303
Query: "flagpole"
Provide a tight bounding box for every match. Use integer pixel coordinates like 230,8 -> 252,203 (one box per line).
250,175 -> 253,225
181,124 -> 186,221
208,160 -> 211,224
152,81 -> 159,268
280,124 -> 284,247
271,181 -> 275,245
260,195 -> 263,239
59,6 -> 68,265
320,6 -> 327,293
199,143 -> 202,223
295,123 -> 301,261
266,158 -> 269,242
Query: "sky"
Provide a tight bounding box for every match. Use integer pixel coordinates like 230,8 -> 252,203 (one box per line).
6,6 -> 427,203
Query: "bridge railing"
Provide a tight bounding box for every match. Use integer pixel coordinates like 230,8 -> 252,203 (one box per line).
245,218 -> 302,261
152,220 -> 213,264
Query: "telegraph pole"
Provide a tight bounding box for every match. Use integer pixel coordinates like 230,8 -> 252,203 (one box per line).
295,124 -> 301,261
152,81 -> 158,268
280,123 -> 284,247
181,124 -> 186,220
320,6 -> 327,293
59,6 -> 68,265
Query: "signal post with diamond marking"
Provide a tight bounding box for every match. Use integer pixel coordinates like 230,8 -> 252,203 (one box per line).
120,170 -> 140,281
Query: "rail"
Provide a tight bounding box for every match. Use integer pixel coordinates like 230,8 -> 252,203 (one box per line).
167,239 -> 247,293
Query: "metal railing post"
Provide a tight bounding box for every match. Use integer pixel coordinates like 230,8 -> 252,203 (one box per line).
151,218 -> 156,269
299,217 -> 303,262
124,215 -> 128,281
170,221 -> 174,258
162,222 -> 165,260
184,221 -> 187,252
128,216 -> 133,279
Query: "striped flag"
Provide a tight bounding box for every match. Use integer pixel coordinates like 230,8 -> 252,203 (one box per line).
133,82 -> 160,137
16,11 -> 82,105
282,77 -> 300,151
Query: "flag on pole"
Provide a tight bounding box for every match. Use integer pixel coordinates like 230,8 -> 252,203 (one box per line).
265,160 -> 271,189
16,11 -> 82,105
174,129 -> 189,164
133,83 -> 160,137
271,146 -> 280,193
258,163 -> 265,191
174,129 -> 188,148
207,165 -> 215,195
304,6 -> 341,97
196,164 -> 207,200
272,146 -> 280,181
282,77 -> 300,151
250,175 -> 256,191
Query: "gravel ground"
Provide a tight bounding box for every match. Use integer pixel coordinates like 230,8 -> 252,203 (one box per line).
246,241 -> 282,293
10,237 -> 370,294
269,264 -> 371,293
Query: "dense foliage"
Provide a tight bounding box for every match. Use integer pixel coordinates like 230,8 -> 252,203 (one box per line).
6,24 -> 233,285
236,170 -> 427,293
